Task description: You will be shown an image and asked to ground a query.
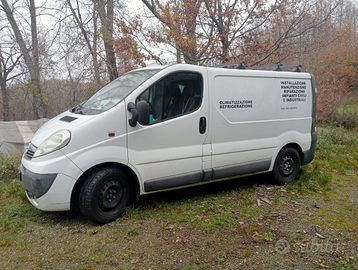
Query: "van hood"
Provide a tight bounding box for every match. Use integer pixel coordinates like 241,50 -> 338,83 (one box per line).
31,111 -> 97,147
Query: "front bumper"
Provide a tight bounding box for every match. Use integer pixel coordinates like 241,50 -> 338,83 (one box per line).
19,149 -> 83,212
19,164 -> 77,211
20,164 -> 57,198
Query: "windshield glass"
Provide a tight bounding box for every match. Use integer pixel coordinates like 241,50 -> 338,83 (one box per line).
76,69 -> 160,115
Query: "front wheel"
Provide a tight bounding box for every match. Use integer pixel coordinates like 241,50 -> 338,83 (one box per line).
272,147 -> 301,185
79,167 -> 133,224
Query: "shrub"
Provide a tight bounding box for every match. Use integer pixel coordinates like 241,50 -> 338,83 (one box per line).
319,128 -> 358,146
0,151 -> 23,182
331,110 -> 358,129
318,95 -> 358,129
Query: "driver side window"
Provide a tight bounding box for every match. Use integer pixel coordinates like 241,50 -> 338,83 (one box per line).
136,72 -> 202,124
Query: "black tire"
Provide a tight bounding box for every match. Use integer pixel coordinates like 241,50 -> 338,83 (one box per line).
79,167 -> 133,224
272,147 -> 301,185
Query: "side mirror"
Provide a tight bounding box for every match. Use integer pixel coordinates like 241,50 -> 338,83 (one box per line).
127,101 -> 149,127
137,101 -> 150,125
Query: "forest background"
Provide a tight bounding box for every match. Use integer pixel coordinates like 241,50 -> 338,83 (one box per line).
0,0 -> 357,127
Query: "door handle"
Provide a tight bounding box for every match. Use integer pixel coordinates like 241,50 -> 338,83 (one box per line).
199,117 -> 206,134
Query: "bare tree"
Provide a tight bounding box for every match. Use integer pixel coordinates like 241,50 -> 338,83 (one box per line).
65,0 -> 102,90
0,45 -> 22,120
1,0 -> 45,119
139,0 -> 343,66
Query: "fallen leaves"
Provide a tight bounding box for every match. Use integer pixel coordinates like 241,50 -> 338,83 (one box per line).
173,236 -> 188,243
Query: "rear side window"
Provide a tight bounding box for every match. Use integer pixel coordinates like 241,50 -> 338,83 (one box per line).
136,72 -> 203,124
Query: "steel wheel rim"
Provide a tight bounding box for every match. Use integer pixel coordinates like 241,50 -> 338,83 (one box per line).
98,179 -> 123,212
279,155 -> 294,177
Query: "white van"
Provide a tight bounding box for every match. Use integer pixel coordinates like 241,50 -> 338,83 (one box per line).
19,62 -> 317,223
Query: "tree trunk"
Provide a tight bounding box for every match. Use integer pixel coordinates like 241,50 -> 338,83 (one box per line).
95,0 -> 118,81
29,0 -> 45,119
141,0 -> 200,65
0,61 -> 10,121
176,48 -> 181,63
182,0 -> 198,64
92,5 -> 101,90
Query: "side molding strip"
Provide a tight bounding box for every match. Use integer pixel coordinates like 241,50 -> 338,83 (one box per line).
212,159 -> 271,180
144,159 -> 272,192
144,171 -> 203,192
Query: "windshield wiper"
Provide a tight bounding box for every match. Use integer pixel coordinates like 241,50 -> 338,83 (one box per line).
71,102 -> 85,114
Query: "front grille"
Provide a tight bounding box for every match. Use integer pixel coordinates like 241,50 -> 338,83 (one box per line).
25,143 -> 37,160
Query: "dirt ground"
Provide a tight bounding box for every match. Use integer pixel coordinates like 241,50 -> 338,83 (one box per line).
1,172 -> 357,270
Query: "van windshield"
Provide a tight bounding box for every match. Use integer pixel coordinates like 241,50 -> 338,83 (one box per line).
74,69 -> 161,115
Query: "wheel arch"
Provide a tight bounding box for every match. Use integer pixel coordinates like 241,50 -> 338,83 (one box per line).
271,143 -> 303,185
275,143 -> 304,165
70,162 -> 140,211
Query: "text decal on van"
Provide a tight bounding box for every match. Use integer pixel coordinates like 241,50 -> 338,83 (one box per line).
219,100 -> 253,109
281,81 -> 307,102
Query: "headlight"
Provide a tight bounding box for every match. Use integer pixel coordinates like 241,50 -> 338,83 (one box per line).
33,130 -> 71,158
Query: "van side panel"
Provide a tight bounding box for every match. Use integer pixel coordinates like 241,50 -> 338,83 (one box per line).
273,75 -> 314,162
210,70 -> 276,171
209,69 -> 313,177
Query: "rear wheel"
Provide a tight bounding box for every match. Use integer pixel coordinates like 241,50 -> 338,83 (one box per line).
272,147 -> 301,185
79,167 -> 133,224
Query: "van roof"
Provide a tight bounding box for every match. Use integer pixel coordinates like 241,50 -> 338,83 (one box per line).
136,62 -> 306,74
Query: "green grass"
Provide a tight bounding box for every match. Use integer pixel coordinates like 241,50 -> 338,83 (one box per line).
127,227 -> 137,235
285,127 -> 358,194
0,126 -> 357,269
316,128 -> 358,173
1,127 -> 355,223
2,126 -> 354,235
